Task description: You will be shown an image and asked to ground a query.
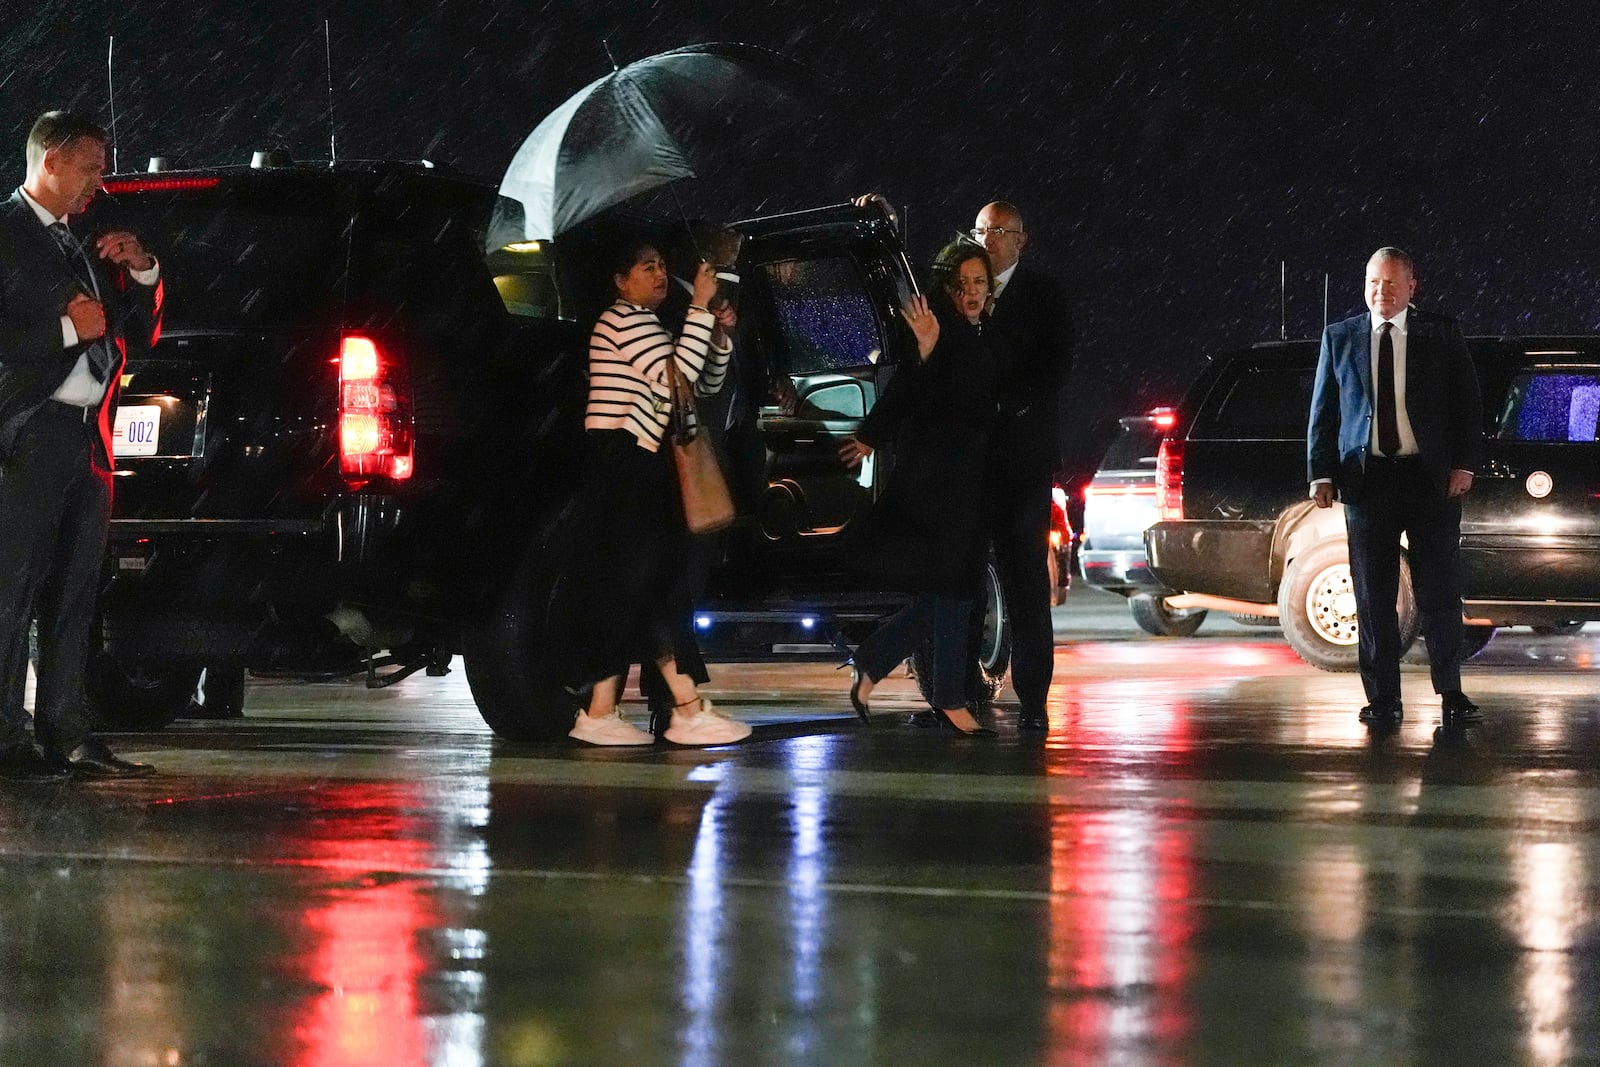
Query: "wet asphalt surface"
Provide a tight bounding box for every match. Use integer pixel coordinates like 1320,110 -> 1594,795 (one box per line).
3,586 -> 1599,1066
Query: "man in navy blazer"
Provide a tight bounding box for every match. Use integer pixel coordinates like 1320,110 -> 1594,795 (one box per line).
1307,247 -> 1482,727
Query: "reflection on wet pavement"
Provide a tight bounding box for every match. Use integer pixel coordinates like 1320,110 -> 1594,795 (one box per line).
3,611 -> 1599,1065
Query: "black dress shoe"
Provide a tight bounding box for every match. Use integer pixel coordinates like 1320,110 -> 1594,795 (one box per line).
0,744 -> 71,782
1017,709 -> 1049,732
48,738 -> 156,780
1440,691 -> 1483,724
1357,700 -> 1403,726
906,709 -> 939,729
848,666 -> 873,724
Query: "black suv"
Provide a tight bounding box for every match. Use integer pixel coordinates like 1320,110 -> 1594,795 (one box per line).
1144,337 -> 1600,669
80,163 -> 1014,738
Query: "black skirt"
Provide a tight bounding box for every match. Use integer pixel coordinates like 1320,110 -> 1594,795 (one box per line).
551,429 -> 708,689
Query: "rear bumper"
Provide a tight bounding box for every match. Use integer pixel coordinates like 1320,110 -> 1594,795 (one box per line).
1144,520 -> 1276,603
1078,549 -> 1168,596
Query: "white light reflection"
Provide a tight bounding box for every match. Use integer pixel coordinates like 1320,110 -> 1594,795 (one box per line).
1510,790 -> 1587,1067
681,791 -> 729,1067
1296,843 -> 1366,1010
786,736 -> 833,1015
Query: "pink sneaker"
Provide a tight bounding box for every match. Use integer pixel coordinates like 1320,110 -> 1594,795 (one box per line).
664,698 -> 752,746
569,711 -> 655,746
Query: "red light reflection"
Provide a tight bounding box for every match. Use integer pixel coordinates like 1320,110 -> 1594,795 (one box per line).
288,784 -> 440,1067
1044,700 -> 1196,1064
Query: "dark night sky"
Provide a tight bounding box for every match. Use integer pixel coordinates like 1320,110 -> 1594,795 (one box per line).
4,1 -> 1599,476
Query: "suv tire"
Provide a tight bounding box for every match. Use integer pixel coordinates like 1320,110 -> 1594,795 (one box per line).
461,543 -> 581,742
911,558 -> 1011,708
1129,593 -> 1207,638
1278,539 -> 1418,672
88,654 -> 204,731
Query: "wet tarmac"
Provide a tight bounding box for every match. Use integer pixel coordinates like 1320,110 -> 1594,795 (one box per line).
3,587 -> 1599,1066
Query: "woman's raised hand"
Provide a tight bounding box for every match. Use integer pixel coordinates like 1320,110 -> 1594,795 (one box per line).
691,260 -> 719,309
900,294 -> 939,360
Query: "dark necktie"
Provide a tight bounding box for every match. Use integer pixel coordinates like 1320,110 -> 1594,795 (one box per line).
48,222 -> 114,382
1376,321 -> 1400,456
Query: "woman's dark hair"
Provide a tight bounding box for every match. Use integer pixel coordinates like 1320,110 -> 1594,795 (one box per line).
927,236 -> 994,299
607,238 -> 660,295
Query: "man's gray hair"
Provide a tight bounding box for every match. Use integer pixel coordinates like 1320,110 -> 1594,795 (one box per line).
1369,246 -> 1415,276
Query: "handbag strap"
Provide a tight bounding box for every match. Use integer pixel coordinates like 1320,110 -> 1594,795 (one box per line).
667,356 -> 698,444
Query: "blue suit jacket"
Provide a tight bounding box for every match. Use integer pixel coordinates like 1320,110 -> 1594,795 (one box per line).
1307,307 -> 1482,504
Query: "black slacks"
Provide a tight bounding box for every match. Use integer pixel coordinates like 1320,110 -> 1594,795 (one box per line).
0,404 -> 111,755
1344,456 -> 1464,704
971,409 -> 1056,714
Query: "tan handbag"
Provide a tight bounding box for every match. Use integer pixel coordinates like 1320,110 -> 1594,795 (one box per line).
667,359 -> 736,534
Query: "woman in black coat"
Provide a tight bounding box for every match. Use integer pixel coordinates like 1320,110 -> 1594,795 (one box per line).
837,238 -> 1000,735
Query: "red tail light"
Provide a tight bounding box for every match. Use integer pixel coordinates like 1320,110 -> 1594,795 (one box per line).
1156,438 -> 1183,520
1149,406 -> 1178,430
101,176 -> 222,194
338,334 -> 413,484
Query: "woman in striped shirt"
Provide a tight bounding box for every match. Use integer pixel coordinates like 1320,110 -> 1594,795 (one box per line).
563,239 -> 750,747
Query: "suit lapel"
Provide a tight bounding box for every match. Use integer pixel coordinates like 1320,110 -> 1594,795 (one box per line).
1349,314 -> 1373,404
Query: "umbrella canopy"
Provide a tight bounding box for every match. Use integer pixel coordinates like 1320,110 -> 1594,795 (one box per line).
490,42 -> 815,248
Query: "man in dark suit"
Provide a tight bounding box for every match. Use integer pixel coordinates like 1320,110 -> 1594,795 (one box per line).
970,201 -> 1075,732
1308,247 -> 1482,728
0,111 -> 164,780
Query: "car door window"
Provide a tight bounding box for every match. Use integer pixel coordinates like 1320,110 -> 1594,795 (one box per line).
762,257 -> 883,374
1497,370 -> 1600,441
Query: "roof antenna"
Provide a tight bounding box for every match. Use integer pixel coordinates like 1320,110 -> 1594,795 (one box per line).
324,20 -> 337,163
106,36 -> 119,173
602,38 -> 621,72
1280,259 -> 1287,340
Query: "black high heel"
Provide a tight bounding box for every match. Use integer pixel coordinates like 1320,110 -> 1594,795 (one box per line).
847,665 -> 873,724
932,707 -> 996,737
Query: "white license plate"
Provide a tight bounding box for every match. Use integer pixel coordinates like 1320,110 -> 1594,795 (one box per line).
112,404 -> 161,457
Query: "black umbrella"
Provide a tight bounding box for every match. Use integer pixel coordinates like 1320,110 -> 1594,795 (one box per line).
489,42 -> 816,249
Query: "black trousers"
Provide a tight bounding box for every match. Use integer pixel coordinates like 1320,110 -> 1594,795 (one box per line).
1344,456 -> 1464,704
0,404 -> 111,756
856,593 -> 973,708
557,430 -> 708,694
971,411 -> 1056,713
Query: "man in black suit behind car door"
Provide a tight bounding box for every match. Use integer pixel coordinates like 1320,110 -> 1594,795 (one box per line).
0,111 -> 164,780
1308,247 -> 1483,729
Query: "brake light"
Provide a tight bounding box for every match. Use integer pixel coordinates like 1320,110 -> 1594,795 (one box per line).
101,176 -> 222,194
1149,406 -> 1178,430
338,334 -> 412,484
1156,438 -> 1183,520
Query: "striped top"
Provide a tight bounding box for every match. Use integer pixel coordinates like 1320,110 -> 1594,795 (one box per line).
584,301 -> 731,452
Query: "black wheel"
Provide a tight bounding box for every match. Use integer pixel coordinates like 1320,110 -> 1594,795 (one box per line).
461,543 -> 582,742
87,653 -> 203,732
1229,613 -> 1280,628
1531,621 -> 1585,636
1277,539 -> 1418,672
1129,593 -> 1207,637
911,558 -> 1011,709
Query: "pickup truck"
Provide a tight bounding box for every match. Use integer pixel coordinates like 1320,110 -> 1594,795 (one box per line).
77,160 -> 1013,738
1143,337 -> 1600,669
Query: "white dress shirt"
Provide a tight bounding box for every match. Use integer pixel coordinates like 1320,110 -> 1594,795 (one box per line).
992,262 -> 1019,302
1369,307 -> 1419,457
